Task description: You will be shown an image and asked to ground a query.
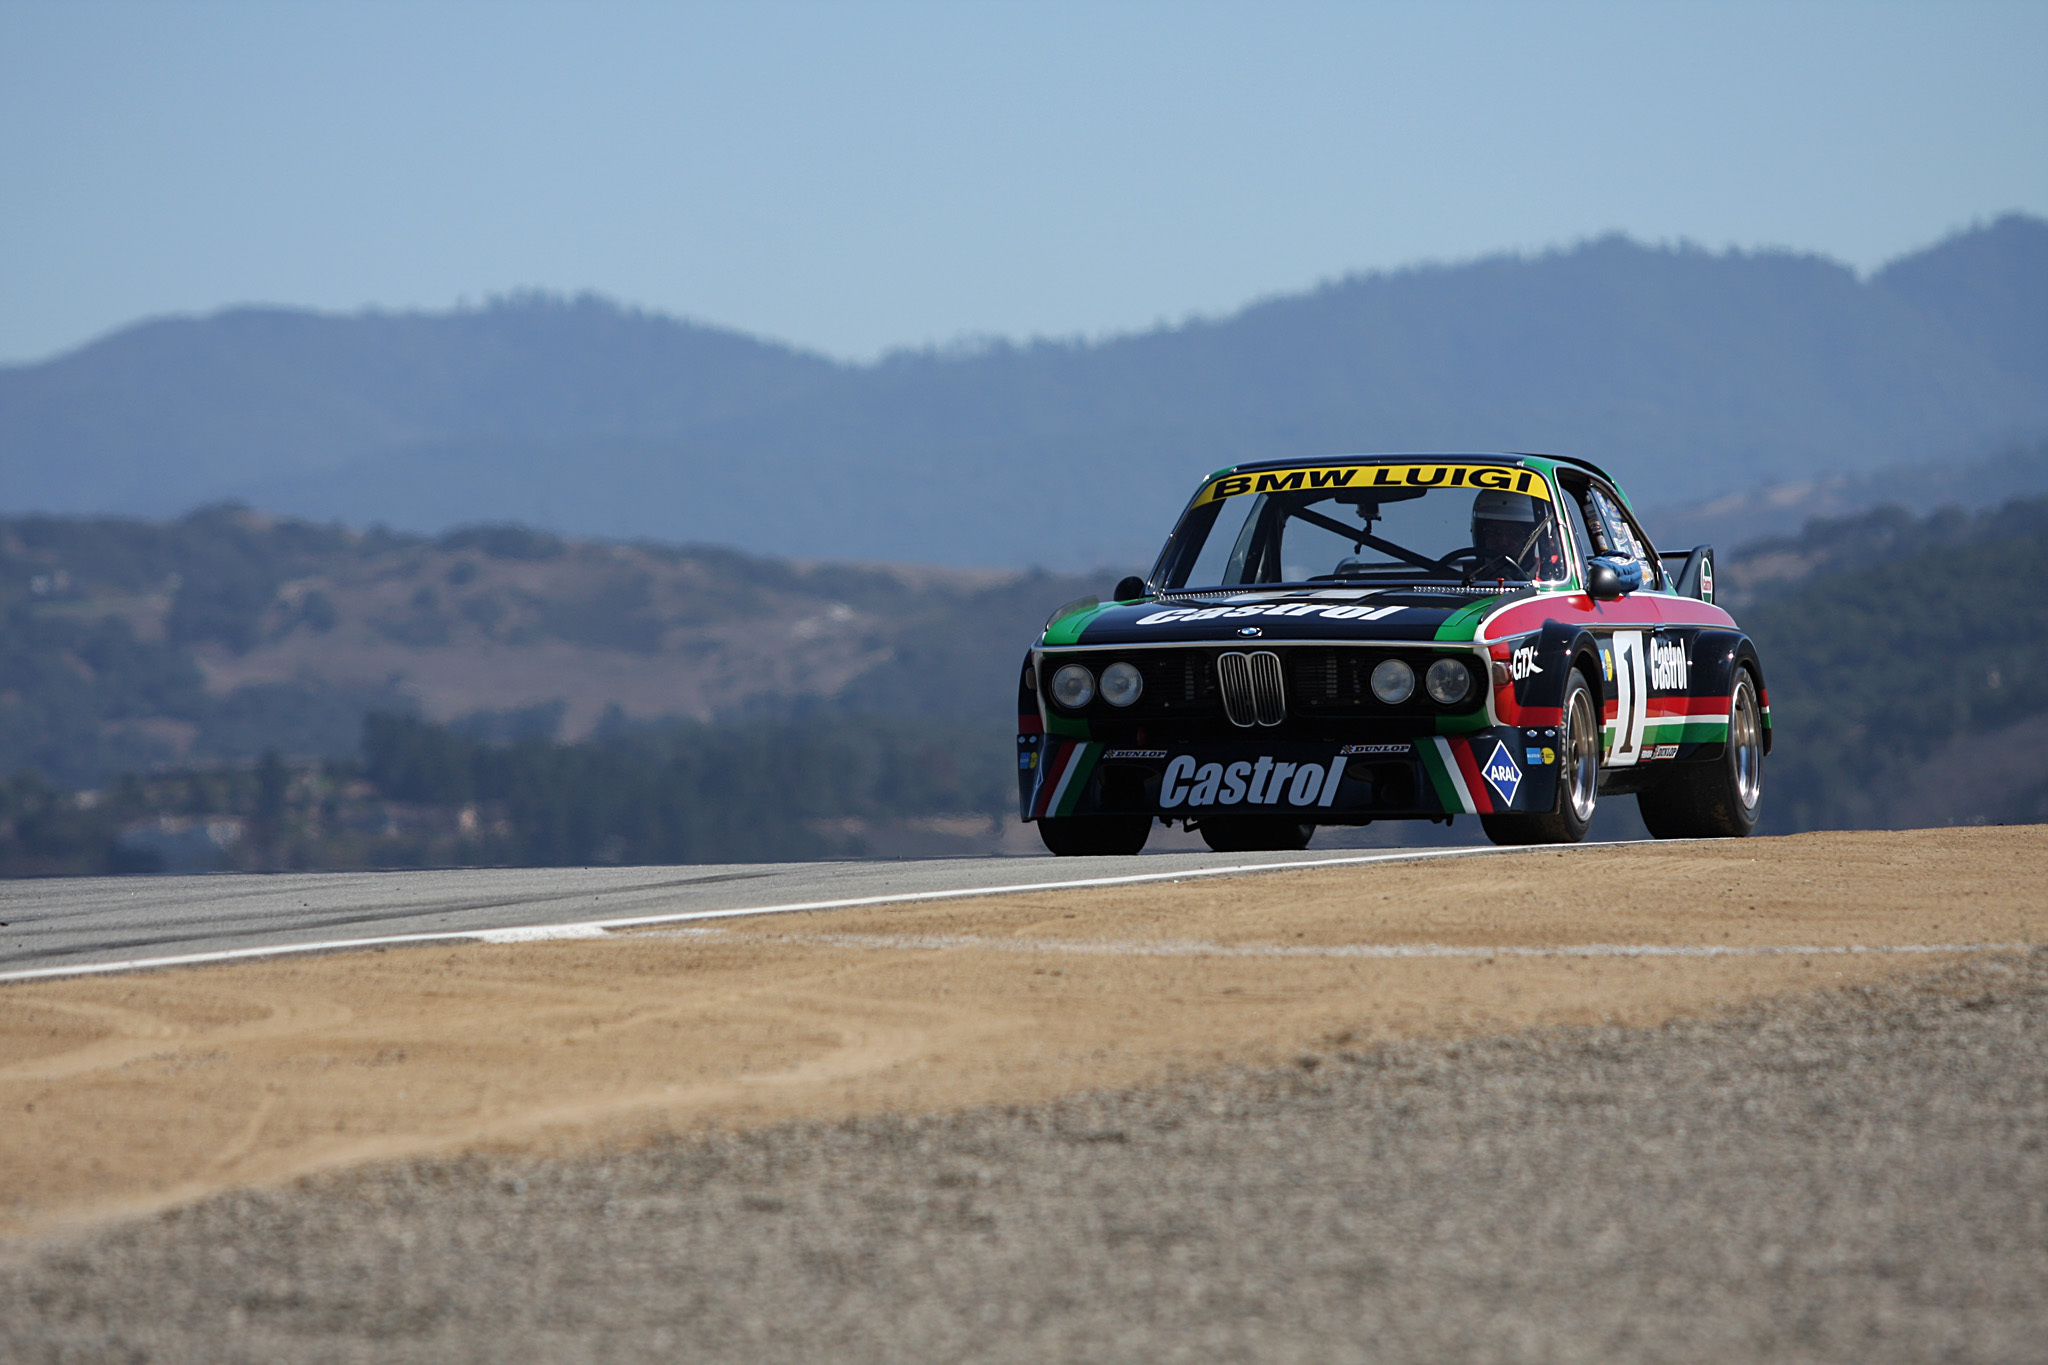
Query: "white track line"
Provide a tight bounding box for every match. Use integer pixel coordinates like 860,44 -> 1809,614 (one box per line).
1,843 -> 1542,984
656,930 -> 2039,961
11,838 -> 2010,987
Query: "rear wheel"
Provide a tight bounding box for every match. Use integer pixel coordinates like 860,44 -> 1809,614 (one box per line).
1197,816 -> 1314,852
1038,814 -> 1152,856
1481,667 -> 1599,846
1638,669 -> 1763,838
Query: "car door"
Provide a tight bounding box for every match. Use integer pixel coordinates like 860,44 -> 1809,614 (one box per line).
1580,481 -> 1666,768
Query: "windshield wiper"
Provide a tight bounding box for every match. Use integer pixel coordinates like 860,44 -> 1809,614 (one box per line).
1287,506 -> 1454,575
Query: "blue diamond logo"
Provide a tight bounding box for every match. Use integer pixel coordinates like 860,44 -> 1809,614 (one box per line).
1481,741 -> 1522,805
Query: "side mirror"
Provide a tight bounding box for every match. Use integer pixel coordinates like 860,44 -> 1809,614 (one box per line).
1586,561 -> 1625,601
1112,575 -> 1147,602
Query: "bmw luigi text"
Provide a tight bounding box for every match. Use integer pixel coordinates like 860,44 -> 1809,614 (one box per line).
1017,454 -> 1769,855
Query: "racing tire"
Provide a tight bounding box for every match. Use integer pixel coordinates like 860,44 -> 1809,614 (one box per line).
1197,816 -> 1314,853
1038,814 -> 1152,856
1480,667 -> 1599,846
1638,669 -> 1763,839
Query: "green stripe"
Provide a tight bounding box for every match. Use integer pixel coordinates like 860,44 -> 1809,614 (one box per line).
1641,719 -> 1729,744
1432,602 -> 1490,642
1043,604 -> 1109,646
1416,739 -> 1465,813
1053,744 -> 1101,817
1436,708 -> 1493,736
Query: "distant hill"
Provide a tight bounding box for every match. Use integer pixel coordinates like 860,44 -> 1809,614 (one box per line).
0,506 -> 1096,786
1651,438 -> 2048,560
5,495 -> 2045,863
3,216 -> 2044,570
1737,494 -> 2048,832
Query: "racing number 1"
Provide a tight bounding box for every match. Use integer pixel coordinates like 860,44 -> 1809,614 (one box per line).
1607,630 -> 1648,767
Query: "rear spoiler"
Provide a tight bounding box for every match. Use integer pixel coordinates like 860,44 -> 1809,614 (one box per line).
1657,545 -> 1716,603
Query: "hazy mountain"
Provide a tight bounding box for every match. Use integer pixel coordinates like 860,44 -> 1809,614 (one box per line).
0,505 -> 1093,786
1651,438 -> 2048,557
3,216 -> 2044,568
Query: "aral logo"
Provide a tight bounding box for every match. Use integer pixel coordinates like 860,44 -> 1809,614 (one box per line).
1650,637 -> 1689,690
1481,741 -> 1522,805
1510,644 -> 1543,681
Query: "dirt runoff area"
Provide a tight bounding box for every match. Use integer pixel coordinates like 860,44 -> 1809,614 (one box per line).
0,826 -> 2040,1248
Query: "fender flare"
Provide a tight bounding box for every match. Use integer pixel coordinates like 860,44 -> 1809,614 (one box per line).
1517,621 -> 1607,717
1691,630 -> 1771,755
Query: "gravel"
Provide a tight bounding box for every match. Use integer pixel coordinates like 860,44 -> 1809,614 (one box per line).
6,950 -> 2045,1364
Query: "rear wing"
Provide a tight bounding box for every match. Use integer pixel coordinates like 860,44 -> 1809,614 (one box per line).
1657,545 -> 1716,603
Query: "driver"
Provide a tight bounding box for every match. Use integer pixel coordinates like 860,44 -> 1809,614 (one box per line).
1470,490 -> 1561,580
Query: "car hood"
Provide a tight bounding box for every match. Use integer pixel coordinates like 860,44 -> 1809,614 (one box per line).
1044,588 -> 1534,648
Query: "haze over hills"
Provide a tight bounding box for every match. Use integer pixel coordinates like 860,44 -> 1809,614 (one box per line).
7,492 -> 2043,874
3,216 -> 2044,569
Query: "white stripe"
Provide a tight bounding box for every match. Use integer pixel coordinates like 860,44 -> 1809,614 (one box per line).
475,924 -> 611,944
0,842 -> 1642,986
655,931 -> 2039,962
1044,742 -> 1087,816
1432,737 -> 1477,814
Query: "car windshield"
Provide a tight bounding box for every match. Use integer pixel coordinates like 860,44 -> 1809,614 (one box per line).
1155,462 -> 1570,591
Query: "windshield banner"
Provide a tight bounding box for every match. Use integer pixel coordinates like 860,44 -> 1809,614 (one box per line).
1196,463 -> 1554,505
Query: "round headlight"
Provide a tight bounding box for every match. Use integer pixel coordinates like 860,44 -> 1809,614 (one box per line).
1100,661 -> 1143,707
1426,657 -> 1473,705
1051,663 -> 1096,708
1370,658 -> 1415,704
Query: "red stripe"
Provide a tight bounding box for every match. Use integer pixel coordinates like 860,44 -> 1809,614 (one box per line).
1031,742 -> 1074,819
1479,594 -> 1740,640
1451,738 -> 1495,814
1645,694 -> 1729,717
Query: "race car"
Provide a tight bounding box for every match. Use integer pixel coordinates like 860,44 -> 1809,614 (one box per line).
1017,453 -> 1768,854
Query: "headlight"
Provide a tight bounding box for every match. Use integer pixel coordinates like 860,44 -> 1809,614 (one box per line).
1100,661 -> 1143,707
1051,663 -> 1096,708
1370,658 -> 1415,704
1426,657 -> 1473,705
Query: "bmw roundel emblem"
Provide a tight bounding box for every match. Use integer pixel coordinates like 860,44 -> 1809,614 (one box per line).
1236,625 -> 1262,637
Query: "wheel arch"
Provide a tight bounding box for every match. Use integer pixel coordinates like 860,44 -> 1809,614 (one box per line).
1519,622 -> 1608,716
1693,630 -> 1771,755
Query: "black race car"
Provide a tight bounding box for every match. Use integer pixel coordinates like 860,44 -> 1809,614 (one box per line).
1018,453 -> 1768,854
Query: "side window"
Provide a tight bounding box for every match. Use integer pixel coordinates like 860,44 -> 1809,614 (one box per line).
1623,507 -> 1667,591
1556,478 -> 1598,568
1586,484 -> 1666,590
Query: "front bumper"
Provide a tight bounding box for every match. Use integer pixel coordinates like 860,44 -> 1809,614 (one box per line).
1018,726 -> 1565,823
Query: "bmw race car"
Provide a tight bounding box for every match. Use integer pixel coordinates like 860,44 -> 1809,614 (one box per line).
1017,453 -> 1769,855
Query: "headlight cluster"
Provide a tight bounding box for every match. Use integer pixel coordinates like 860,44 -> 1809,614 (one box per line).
1370,658 -> 1414,703
1048,661 -> 1144,709
1425,657 -> 1473,704
1046,653 -> 1474,711
1373,656 -> 1473,706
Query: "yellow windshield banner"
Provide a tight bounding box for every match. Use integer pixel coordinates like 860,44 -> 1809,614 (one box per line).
1195,463 -> 1554,505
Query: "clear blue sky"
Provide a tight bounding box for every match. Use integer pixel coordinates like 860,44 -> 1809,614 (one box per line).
2,0 -> 2043,365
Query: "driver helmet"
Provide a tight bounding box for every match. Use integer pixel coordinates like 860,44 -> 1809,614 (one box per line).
1470,489 -> 1549,571
1472,489 -> 1538,535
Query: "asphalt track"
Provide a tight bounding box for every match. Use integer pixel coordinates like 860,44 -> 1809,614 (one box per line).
0,843 -> 1575,982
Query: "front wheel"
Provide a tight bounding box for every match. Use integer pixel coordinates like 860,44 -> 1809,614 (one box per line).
1481,667 -> 1599,846
1638,670 -> 1763,838
1038,814 -> 1152,856
1197,816 -> 1314,852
